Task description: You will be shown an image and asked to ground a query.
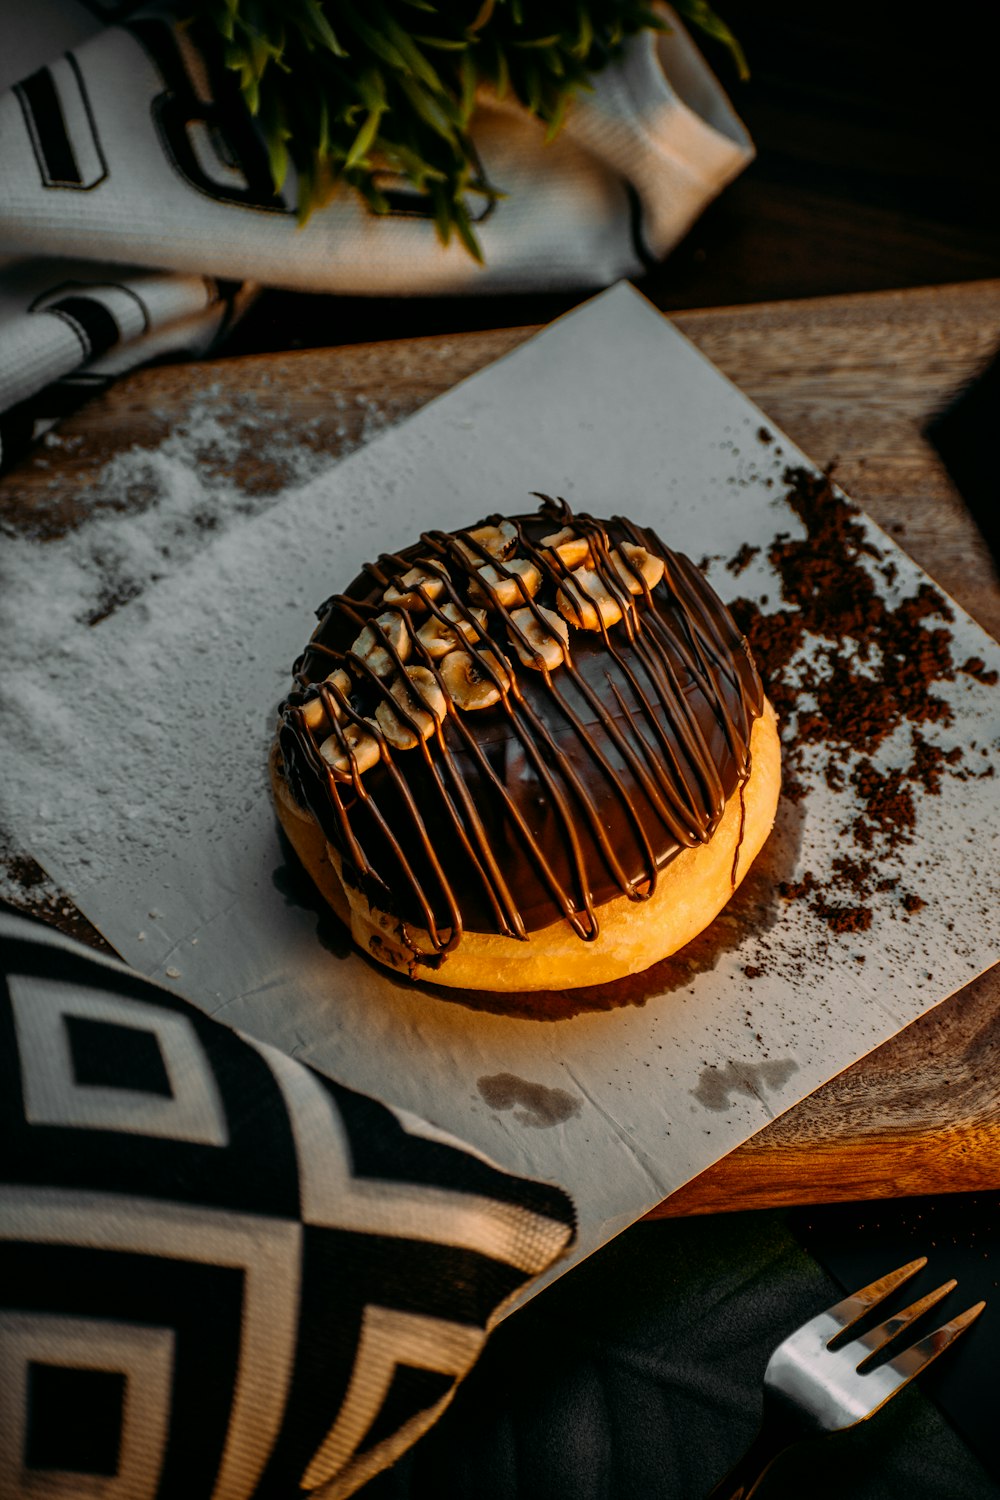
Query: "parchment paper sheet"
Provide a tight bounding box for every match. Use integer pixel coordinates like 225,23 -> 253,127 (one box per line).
4,284 -> 998,1285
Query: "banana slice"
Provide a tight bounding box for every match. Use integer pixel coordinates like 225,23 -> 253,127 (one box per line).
556,567 -> 625,631
509,606 -> 570,670
439,647 -> 510,710
383,560 -> 449,610
540,526 -> 592,569
416,602 -> 488,658
612,542 -> 665,595
452,520 -> 518,564
299,667 -> 352,732
470,558 -> 542,609
350,610 -> 411,677
319,721 -> 381,778
375,666 -> 448,748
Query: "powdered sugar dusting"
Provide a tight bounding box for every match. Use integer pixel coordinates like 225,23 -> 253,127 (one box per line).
0,377 -> 397,907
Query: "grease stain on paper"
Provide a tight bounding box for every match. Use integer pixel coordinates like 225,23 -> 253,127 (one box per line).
477,1072 -> 582,1129
692,1058 -> 799,1112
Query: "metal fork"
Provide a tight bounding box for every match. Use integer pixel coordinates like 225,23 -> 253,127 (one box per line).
707,1257 -> 985,1499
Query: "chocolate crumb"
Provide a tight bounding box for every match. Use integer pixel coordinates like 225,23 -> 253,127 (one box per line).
831,855 -> 872,893
728,463 -> 973,939
960,656 -> 999,686
908,730 -> 950,795
809,898 -> 873,934
779,872 -> 818,902
850,761 -> 916,852
727,542 -> 760,576
824,761 -> 845,791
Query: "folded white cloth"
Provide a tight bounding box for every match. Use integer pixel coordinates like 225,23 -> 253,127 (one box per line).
0,1 -> 752,462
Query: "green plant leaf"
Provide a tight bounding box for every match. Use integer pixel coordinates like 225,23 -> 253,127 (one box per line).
572,8 -> 592,60
458,47 -> 478,122
345,106 -> 385,167
190,0 -> 747,261
452,199 -> 484,262
297,3 -> 347,58
398,74 -> 459,146
413,34 -> 468,51
467,0 -> 494,34
672,0 -> 749,79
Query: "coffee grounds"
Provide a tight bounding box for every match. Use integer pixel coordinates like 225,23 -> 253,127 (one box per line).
808,897 -> 873,935
726,542 -> 760,576
778,871 -> 818,902
909,728 -> 963,795
729,462 -> 991,934
960,656 -> 1000,686
849,762 -> 916,850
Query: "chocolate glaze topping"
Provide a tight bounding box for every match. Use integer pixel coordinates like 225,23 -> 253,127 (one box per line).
277,498 -> 764,957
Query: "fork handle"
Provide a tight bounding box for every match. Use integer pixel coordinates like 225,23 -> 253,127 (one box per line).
705,1416 -> 797,1500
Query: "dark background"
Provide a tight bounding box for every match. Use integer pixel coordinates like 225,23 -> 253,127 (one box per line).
223,0 -> 1000,357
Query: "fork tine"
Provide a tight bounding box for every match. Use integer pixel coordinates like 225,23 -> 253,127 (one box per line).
855,1279 -> 957,1361
883,1300 -> 987,1387
714,1282 -> 985,1493
825,1256 -> 927,1337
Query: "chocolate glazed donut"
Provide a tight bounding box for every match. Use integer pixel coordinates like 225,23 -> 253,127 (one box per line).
272,497 -> 779,990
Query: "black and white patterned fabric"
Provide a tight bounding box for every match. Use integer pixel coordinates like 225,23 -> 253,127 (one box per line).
0,909 -> 575,1499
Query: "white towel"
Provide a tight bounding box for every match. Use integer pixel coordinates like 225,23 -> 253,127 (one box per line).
0,0 -> 752,462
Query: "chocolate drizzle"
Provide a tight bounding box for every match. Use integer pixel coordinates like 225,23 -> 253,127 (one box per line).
277,499 -> 764,956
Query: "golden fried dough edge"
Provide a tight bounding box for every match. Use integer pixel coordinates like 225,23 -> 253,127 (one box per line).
269,699 -> 781,992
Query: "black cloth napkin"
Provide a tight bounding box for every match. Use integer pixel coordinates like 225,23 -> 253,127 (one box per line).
361,1211 -> 999,1500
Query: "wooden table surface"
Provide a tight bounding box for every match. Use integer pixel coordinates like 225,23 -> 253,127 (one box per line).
3,278 -> 999,1217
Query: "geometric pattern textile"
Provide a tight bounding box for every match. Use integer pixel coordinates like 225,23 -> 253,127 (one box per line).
0,910 -> 575,1499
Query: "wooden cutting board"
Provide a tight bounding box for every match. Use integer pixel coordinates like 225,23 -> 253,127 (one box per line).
3,279 -> 999,1216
